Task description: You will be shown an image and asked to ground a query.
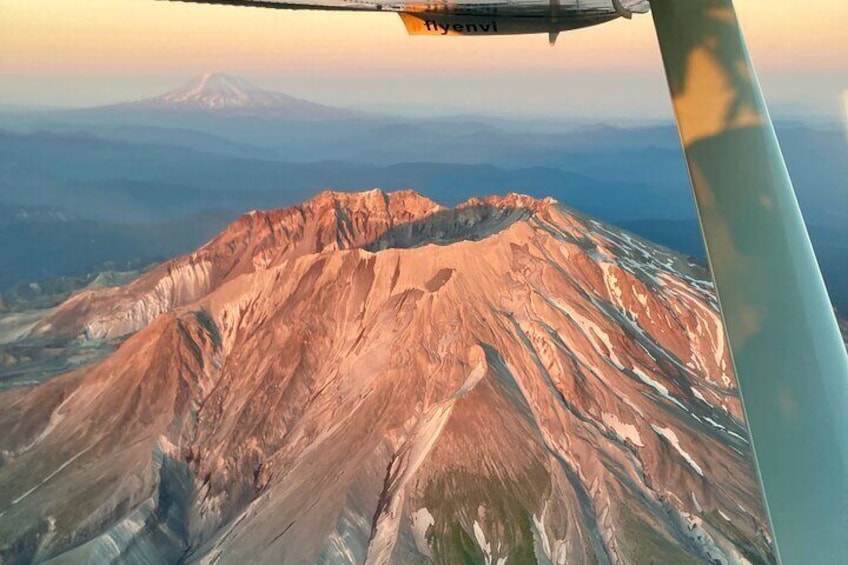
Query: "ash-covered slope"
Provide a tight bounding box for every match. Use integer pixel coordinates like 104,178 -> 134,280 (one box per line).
0,190 -> 774,564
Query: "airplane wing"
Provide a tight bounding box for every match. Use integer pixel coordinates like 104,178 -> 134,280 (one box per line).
167,0 -> 650,41
168,0 -> 649,15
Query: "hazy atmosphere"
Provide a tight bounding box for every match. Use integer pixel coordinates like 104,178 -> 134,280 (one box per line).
0,2 -> 846,563
2,0 -> 847,119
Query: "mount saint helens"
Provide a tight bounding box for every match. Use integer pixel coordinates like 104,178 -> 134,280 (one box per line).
0,190 -> 775,564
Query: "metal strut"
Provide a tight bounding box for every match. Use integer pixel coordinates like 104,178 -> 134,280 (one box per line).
649,1 -> 848,563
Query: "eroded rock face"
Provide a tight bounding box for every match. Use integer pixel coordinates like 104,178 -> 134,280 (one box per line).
0,190 -> 775,564
35,189 -> 444,342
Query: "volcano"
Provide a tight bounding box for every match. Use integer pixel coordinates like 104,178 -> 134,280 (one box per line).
114,72 -> 361,119
0,190 -> 774,564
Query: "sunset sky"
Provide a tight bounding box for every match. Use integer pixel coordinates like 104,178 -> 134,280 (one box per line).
1,0 -> 846,119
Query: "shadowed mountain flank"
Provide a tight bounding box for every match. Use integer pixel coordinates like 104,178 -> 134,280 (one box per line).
365,194 -> 549,251
0,190 -> 775,564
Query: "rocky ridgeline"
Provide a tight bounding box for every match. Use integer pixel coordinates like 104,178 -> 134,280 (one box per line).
0,190 -> 774,564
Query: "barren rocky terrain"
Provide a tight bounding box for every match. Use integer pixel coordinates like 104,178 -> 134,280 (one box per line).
0,190 -> 775,564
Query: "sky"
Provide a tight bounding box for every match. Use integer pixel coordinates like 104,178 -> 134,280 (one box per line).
1,0 -> 846,119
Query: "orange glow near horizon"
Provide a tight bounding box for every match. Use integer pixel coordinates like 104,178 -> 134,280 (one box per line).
0,0 -> 845,113
2,1 -> 846,74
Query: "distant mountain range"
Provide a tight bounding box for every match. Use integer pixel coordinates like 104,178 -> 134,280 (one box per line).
106,72 -> 363,120
0,75 -> 844,313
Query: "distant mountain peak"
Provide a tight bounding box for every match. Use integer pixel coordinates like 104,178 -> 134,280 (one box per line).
119,72 -> 361,119
161,72 -> 259,107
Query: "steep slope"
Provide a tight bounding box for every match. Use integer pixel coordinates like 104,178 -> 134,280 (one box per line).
1,191 -> 774,564
35,189 -> 444,340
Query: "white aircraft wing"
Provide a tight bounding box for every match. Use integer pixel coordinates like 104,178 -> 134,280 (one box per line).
168,0 -> 650,40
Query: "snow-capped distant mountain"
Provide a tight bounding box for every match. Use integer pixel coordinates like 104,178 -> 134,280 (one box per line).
117,72 -> 361,119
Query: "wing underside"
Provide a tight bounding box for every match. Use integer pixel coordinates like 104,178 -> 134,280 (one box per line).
167,0 -> 649,38
167,0 -> 649,17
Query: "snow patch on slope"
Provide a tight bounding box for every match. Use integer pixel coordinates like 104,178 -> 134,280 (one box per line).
651,425 -> 705,477
409,508 -> 435,559
364,404 -> 454,564
602,412 -> 644,447
632,365 -> 687,411
473,520 -> 508,565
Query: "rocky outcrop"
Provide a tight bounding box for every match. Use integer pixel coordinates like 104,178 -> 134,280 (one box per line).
35,189 -> 443,341
1,190 -> 775,564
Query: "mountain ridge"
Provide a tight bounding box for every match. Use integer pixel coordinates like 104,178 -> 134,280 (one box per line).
35,190 -> 554,341
1,190 -> 775,564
